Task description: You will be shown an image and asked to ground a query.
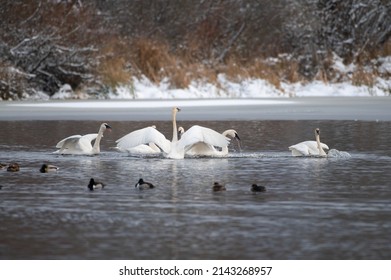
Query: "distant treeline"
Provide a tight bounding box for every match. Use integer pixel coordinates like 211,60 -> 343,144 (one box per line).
0,0 -> 390,99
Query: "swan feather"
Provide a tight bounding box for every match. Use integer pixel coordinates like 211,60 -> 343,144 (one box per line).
116,126 -> 171,153
178,125 -> 230,151
54,123 -> 110,155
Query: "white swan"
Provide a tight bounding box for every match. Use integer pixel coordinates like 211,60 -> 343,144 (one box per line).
185,129 -> 241,157
289,128 -> 329,157
115,125 -> 162,154
116,125 -> 170,154
55,123 -> 111,155
115,107 -> 229,159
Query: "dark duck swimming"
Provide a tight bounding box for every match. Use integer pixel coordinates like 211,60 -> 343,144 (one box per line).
40,164 -> 59,173
88,178 -> 105,191
135,178 -> 155,189
251,184 -> 266,192
212,182 -> 226,192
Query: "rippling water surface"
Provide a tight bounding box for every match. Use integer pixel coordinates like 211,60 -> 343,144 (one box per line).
1,120 -> 390,259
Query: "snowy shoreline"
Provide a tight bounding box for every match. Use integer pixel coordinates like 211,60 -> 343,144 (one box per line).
47,75 -> 389,100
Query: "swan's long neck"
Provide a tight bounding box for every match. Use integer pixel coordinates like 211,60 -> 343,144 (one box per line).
221,129 -> 240,154
220,130 -> 232,154
172,110 -> 178,142
315,132 -> 326,156
92,128 -> 105,154
222,130 -> 230,137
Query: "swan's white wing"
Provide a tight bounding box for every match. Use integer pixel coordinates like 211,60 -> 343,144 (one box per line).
178,125 -> 229,150
186,142 -> 216,156
78,133 -> 98,151
56,135 -> 82,148
125,144 -> 161,154
116,127 -> 171,153
289,141 -> 313,156
289,146 -> 306,156
320,143 -> 329,150
56,134 -> 97,154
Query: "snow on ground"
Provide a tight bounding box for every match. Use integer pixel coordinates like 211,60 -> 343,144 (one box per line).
281,80 -> 387,97
22,54 -> 390,101
102,54 -> 389,100
105,74 -> 390,100
108,74 -> 284,99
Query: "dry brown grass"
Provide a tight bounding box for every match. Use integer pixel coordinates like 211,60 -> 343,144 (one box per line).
0,62 -> 27,100
95,37 -> 132,88
95,35 -> 389,92
98,57 -> 131,88
128,37 -> 220,89
347,40 -> 390,87
245,57 -> 307,90
377,39 -> 391,57
351,66 -> 376,87
130,38 -> 175,83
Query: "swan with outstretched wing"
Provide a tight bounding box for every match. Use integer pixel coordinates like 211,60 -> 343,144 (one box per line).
55,123 -> 111,155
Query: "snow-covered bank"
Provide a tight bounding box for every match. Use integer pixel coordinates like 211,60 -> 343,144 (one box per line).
31,75 -> 390,101
11,54 -> 391,100
107,75 -> 390,99
102,54 -> 390,99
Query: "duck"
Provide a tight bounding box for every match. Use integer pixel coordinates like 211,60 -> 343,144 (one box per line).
212,182 -> 226,192
135,178 -> 155,189
251,184 -> 266,192
40,164 -> 59,173
7,163 -> 20,172
0,163 -> 7,169
88,178 -> 105,191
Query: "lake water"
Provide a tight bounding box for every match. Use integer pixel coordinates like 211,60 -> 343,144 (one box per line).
1,120 -> 390,259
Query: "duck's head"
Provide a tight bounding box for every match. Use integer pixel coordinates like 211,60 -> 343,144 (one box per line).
88,178 -> 95,190
40,164 -> 59,173
135,178 -> 144,188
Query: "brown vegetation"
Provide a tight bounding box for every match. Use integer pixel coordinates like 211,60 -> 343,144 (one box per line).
0,0 -> 390,99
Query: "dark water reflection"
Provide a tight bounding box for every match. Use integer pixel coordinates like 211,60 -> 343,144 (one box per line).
0,120 -> 391,259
